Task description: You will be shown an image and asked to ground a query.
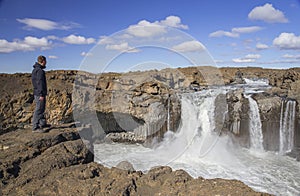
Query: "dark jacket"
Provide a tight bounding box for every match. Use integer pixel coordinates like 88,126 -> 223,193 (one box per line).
32,63 -> 47,96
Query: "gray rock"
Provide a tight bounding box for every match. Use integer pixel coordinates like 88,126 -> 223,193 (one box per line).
115,161 -> 135,172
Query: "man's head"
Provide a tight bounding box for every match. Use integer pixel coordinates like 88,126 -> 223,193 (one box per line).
37,55 -> 47,67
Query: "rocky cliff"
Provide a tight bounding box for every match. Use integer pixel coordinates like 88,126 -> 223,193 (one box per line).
1,67 -> 299,143
1,67 -> 300,148
1,66 -> 299,195
219,67 -> 300,159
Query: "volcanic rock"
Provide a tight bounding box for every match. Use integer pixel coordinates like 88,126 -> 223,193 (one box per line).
0,126 -> 271,195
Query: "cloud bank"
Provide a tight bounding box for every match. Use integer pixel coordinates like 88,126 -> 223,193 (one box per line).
126,15 -> 188,38
62,35 -> 95,45
0,36 -> 51,53
248,3 -> 288,23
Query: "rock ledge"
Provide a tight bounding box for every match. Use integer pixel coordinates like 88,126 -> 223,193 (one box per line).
0,125 -> 271,195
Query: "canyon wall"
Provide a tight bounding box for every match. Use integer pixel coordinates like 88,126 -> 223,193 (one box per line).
0,67 -> 299,154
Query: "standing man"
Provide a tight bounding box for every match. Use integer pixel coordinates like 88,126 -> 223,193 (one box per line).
32,55 -> 50,132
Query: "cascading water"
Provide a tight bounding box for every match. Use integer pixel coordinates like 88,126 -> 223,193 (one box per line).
183,90 -> 220,158
279,100 -> 296,154
167,95 -> 171,131
94,86 -> 300,196
244,94 -> 264,151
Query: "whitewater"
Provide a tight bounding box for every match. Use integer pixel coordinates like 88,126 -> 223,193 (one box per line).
94,80 -> 300,196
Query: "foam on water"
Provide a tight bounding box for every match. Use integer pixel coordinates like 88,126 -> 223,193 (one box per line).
244,78 -> 269,86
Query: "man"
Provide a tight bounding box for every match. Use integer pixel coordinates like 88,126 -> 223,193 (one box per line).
32,55 -> 50,132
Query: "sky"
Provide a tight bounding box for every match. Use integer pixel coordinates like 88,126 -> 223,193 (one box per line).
0,0 -> 300,73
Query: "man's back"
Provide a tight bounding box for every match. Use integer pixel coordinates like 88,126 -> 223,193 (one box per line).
32,62 -> 47,97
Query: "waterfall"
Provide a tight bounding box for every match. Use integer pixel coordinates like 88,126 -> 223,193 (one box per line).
245,94 -> 264,151
279,100 -> 296,154
167,95 -> 171,131
94,89 -> 300,196
193,91 -> 217,157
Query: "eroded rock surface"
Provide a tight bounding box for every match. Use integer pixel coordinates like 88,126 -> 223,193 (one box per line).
0,126 -> 271,196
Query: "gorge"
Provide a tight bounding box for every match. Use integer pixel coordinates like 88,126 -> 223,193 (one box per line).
1,66 -> 300,195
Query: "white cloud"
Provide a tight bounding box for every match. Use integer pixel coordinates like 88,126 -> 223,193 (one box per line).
263,59 -> 300,64
273,33 -> 300,50
97,16 -> 189,54
0,34 -> 97,53
0,39 -> 28,53
98,34 -> 135,45
24,36 -> 49,47
62,34 -> 95,45
159,16 -> 188,29
127,15 -> 188,38
232,58 -> 255,63
232,54 -> 261,63
158,36 -> 181,42
97,15 -> 189,55
117,34 -> 134,39
0,36 -> 52,53
105,42 -> 140,53
98,36 -> 115,45
209,26 -> 263,38
47,35 -> 59,40
232,26 -> 263,34
245,54 -> 261,59
248,3 -> 288,23
81,52 -> 93,57
256,43 -> 269,50
17,18 -> 57,30
127,20 -> 167,37
282,54 -> 300,59
209,30 -> 239,38
282,54 -> 293,58
49,55 -> 58,59
106,42 -> 128,51
172,40 -> 206,52
17,18 -> 80,30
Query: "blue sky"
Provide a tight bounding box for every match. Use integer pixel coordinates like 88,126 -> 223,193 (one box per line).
0,0 -> 300,73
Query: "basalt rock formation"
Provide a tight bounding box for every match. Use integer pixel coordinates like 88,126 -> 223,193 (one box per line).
220,67 -> 299,159
224,90 -> 285,151
1,67 -> 300,147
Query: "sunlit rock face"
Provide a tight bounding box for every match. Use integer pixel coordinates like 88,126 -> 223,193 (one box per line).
1,67 -> 299,158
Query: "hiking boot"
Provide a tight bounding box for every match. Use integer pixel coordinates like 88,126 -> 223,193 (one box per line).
41,124 -> 51,128
32,128 -> 46,133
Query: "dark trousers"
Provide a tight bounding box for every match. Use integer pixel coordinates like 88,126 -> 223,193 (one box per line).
32,95 -> 46,130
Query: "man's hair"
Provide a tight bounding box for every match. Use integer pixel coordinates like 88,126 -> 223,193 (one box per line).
37,55 -> 46,63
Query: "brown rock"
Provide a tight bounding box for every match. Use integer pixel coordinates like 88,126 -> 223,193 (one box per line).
0,126 -> 271,195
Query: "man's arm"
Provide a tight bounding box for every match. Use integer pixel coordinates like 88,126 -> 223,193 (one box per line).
36,69 -> 46,100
